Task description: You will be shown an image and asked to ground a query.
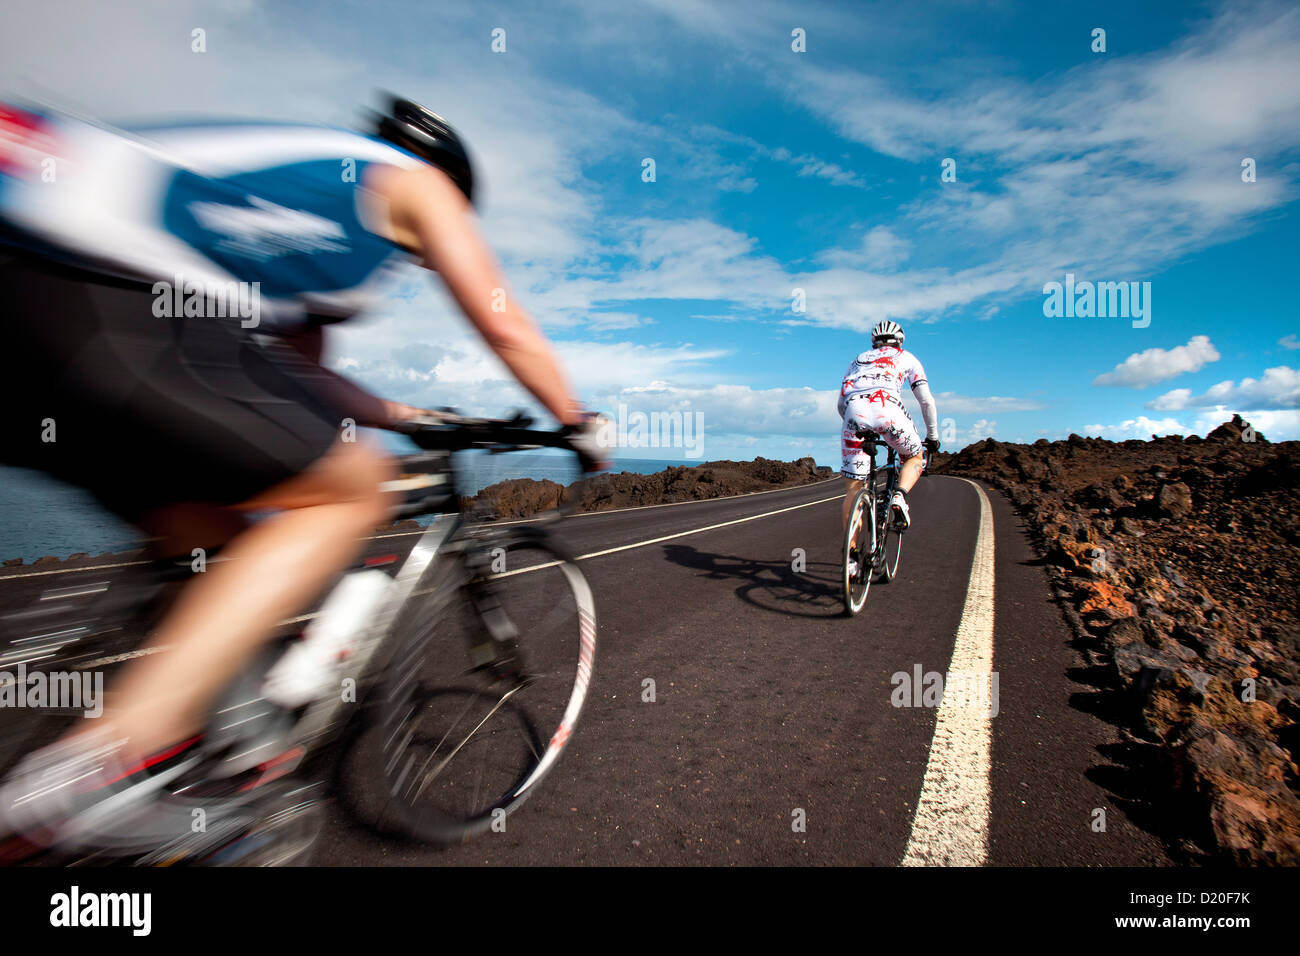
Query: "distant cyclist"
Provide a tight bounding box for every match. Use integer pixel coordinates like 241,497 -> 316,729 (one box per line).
0,96 -> 605,851
838,321 -> 940,564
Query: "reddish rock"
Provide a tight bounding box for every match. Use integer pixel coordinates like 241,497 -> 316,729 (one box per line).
1077,580 -> 1135,619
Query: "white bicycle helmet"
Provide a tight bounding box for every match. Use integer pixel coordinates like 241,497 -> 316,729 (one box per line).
871,320 -> 905,347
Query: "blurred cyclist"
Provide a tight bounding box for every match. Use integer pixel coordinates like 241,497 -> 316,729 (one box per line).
0,96 -> 604,849
838,320 -> 940,577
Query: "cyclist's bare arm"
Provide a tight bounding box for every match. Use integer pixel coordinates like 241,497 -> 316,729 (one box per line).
366,163 -> 585,427
278,325 -> 433,429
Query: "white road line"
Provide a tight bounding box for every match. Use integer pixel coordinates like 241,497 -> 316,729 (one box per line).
495,493 -> 845,576
0,559 -> 152,582
901,477 -> 996,867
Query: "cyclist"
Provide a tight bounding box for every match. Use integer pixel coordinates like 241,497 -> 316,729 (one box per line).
839,320 -> 940,575
0,97 -> 605,851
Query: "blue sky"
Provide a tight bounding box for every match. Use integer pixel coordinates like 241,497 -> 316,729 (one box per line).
2,0 -> 1298,464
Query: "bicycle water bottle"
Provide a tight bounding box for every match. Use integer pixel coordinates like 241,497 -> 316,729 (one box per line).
263,569 -> 392,708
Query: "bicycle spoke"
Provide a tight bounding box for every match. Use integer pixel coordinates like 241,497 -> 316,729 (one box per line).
410,683 -> 526,802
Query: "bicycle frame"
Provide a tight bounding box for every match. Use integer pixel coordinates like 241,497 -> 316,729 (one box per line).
269,410 -> 595,755
284,509 -> 462,751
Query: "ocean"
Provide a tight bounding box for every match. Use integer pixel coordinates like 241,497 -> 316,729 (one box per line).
0,453 -> 695,563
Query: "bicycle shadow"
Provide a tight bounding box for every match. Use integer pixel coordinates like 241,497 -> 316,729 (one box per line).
660,544 -> 843,619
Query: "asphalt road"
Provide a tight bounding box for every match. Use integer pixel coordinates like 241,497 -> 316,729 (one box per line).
0,476 -> 1174,866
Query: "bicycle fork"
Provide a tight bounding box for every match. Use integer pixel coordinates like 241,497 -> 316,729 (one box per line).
463,551 -> 525,685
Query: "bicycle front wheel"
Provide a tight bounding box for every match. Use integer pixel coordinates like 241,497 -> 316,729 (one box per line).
842,487 -> 874,616
359,529 -> 596,845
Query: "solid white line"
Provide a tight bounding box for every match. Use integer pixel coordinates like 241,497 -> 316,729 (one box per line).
493,493 -> 845,577
901,477 -> 996,867
574,494 -> 842,562
0,559 -> 151,582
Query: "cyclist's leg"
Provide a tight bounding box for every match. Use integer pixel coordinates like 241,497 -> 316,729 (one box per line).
104,436 -> 394,758
875,403 -> 923,525
897,453 -> 924,493
137,503 -> 251,558
877,403 -> 923,488
840,404 -> 873,531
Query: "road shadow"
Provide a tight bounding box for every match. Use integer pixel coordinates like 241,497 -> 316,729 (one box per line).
1064,620 -> 1213,862
661,544 -> 844,619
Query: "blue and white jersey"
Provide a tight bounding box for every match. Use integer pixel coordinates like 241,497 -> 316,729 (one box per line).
0,104 -> 426,329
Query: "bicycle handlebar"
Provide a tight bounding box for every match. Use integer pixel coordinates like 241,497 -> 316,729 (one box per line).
397,410 -> 578,455
391,410 -> 599,523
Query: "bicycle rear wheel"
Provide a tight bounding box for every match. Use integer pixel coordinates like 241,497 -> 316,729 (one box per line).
877,519 -> 903,582
842,487 -> 874,616
357,528 -> 596,845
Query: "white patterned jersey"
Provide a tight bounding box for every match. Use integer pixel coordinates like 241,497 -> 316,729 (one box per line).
838,345 -> 928,411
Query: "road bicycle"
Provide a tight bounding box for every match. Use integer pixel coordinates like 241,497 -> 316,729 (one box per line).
0,412 -> 597,864
841,430 -> 926,616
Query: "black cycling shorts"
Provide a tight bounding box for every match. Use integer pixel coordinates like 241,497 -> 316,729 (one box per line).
0,254 -> 344,522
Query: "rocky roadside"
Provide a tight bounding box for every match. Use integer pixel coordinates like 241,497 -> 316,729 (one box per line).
933,415 -> 1299,864
455,456 -> 835,520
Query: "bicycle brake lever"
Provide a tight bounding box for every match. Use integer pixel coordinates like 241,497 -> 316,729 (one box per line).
506,409 -> 534,429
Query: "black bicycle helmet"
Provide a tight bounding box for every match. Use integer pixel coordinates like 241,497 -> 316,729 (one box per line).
375,96 -> 476,205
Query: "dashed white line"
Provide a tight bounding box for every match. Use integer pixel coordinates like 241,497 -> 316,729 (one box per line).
901,477 -> 996,867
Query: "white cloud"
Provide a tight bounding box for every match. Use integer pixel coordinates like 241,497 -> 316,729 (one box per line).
656,3 -> 1300,327
1083,405 -> 1300,443
860,227 -> 912,270
929,392 -> 1043,414
1147,365 -> 1300,410
1093,335 -> 1220,388
1148,388 -> 1192,411
968,419 -> 996,442
791,155 -> 867,189
585,312 -> 654,331
1280,334 -> 1300,350
1083,416 -> 1188,440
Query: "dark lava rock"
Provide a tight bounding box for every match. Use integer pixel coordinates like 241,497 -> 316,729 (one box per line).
1156,481 -> 1194,517
458,457 -> 829,521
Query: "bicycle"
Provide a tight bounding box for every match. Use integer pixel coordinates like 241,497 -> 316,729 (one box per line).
0,411 -> 597,864
841,430 -> 926,616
